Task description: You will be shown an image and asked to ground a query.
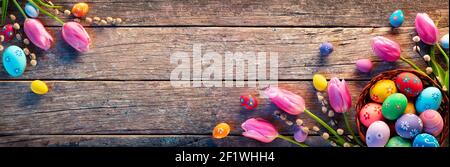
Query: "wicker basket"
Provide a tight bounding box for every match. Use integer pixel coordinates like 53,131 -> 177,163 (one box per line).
355,69 -> 449,147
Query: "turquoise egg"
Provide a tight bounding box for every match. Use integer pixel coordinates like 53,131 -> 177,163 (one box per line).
2,45 -> 26,77
413,133 -> 439,147
415,87 -> 442,114
25,3 -> 39,18
389,10 -> 404,28
441,34 -> 449,49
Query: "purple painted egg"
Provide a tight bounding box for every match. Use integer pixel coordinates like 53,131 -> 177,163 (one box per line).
1,24 -> 14,43
366,121 -> 390,147
395,114 -> 423,139
294,126 -> 308,142
420,109 -> 444,136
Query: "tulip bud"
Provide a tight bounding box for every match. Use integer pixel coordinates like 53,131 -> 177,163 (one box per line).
265,87 -> 306,115
241,118 -> 279,143
327,77 -> 352,113
24,19 -> 53,51
62,22 -> 91,52
371,36 -> 401,62
415,13 -> 439,45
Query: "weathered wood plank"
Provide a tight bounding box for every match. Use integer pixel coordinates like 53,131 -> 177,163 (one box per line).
0,81 -> 365,135
0,135 -> 331,147
11,0 -> 449,27
1,27 -> 446,80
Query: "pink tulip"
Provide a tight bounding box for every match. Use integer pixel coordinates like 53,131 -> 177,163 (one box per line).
327,77 -> 352,113
24,18 -> 53,50
264,87 -> 305,115
241,118 -> 278,143
356,59 -> 373,73
415,13 -> 439,45
371,36 -> 401,62
62,22 -> 91,52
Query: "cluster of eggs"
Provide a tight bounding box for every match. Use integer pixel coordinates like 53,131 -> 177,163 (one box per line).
360,72 -> 444,147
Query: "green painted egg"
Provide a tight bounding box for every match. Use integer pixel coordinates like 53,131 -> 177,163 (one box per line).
386,136 -> 411,147
382,93 -> 408,120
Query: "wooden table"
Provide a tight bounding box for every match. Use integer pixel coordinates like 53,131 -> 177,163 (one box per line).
0,0 -> 448,147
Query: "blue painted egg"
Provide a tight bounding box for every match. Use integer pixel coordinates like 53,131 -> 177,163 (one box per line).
395,114 -> 423,139
366,121 -> 390,147
2,45 -> 26,77
415,87 -> 442,114
25,3 -> 39,18
413,133 -> 439,147
319,42 -> 333,56
441,34 -> 449,49
389,10 -> 404,28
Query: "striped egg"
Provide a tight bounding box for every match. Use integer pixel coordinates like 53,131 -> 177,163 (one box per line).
420,109 -> 444,136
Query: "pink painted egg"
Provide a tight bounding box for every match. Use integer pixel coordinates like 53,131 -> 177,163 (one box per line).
1,24 -> 15,43
420,109 -> 444,136
359,103 -> 383,127
395,72 -> 423,97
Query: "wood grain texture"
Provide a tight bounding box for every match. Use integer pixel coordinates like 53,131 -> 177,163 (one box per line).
1,27 -> 447,80
0,135 -> 331,147
0,81 -> 365,135
19,0 -> 449,27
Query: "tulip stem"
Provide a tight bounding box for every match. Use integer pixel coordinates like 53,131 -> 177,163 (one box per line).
304,109 -> 346,146
277,135 -> 309,147
12,0 -> 28,19
34,0 -> 63,9
28,0 -> 64,25
399,56 -> 425,74
436,44 -> 449,67
343,112 -> 364,146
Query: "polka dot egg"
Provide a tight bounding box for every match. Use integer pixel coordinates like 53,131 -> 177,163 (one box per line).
370,80 -> 397,103
366,121 -> 390,147
395,72 -> 423,97
2,45 -> 26,77
413,133 -> 439,147
395,114 -> 423,139
420,109 -> 444,136
359,103 -> 383,127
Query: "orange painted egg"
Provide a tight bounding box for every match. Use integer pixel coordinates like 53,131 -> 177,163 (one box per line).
404,102 -> 416,114
72,2 -> 89,18
213,123 -> 230,139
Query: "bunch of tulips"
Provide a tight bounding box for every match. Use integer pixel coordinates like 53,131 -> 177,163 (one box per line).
2,0 -> 91,53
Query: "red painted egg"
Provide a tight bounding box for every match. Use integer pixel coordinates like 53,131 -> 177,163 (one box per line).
240,95 -> 258,110
395,72 -> 423,97
359,103 -> 384,127
1,24 -> 14,43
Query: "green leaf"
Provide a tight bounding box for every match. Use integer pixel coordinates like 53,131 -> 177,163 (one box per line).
445,71 -> 449,95
430,46 -> 446,87
1,0 -> 9,25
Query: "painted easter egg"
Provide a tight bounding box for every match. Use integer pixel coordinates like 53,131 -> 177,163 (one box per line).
240,95 -> 258,110
2,45 -> 26,77
370,80 -> 397,103
30,80 -> 49,95
441,34 -> 449,49
213,123 -> 230,139
415,87 -> 442,114
404,102 -> 416,114
420,109 -> 444,136
395,114 -> 423,139
413,133 -> 439,147
1,24 -> 14,43
359,103 -> 383,127
313,74 -> 327,91
366,121 -> 390,147
389,9 -> 404,28
25,3 -> 39,18
72,2 -> 89,18
382,93 -> 408,120
386,136 -> 412,147
319,42 -> 333,56
394,72 -> 423,97
294,126 -> 308,142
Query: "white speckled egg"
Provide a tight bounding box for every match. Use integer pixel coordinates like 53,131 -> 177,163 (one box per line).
415,87 -> 442,114
366,121 -> 390,147
2,45 -> 26,77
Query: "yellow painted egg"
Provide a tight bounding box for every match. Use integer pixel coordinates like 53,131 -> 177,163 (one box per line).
404,102 -> 416,114
30,80 -> 48,95
370,80 -> 397,103
213,123 -> 230,139
313,74 -> 327,91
